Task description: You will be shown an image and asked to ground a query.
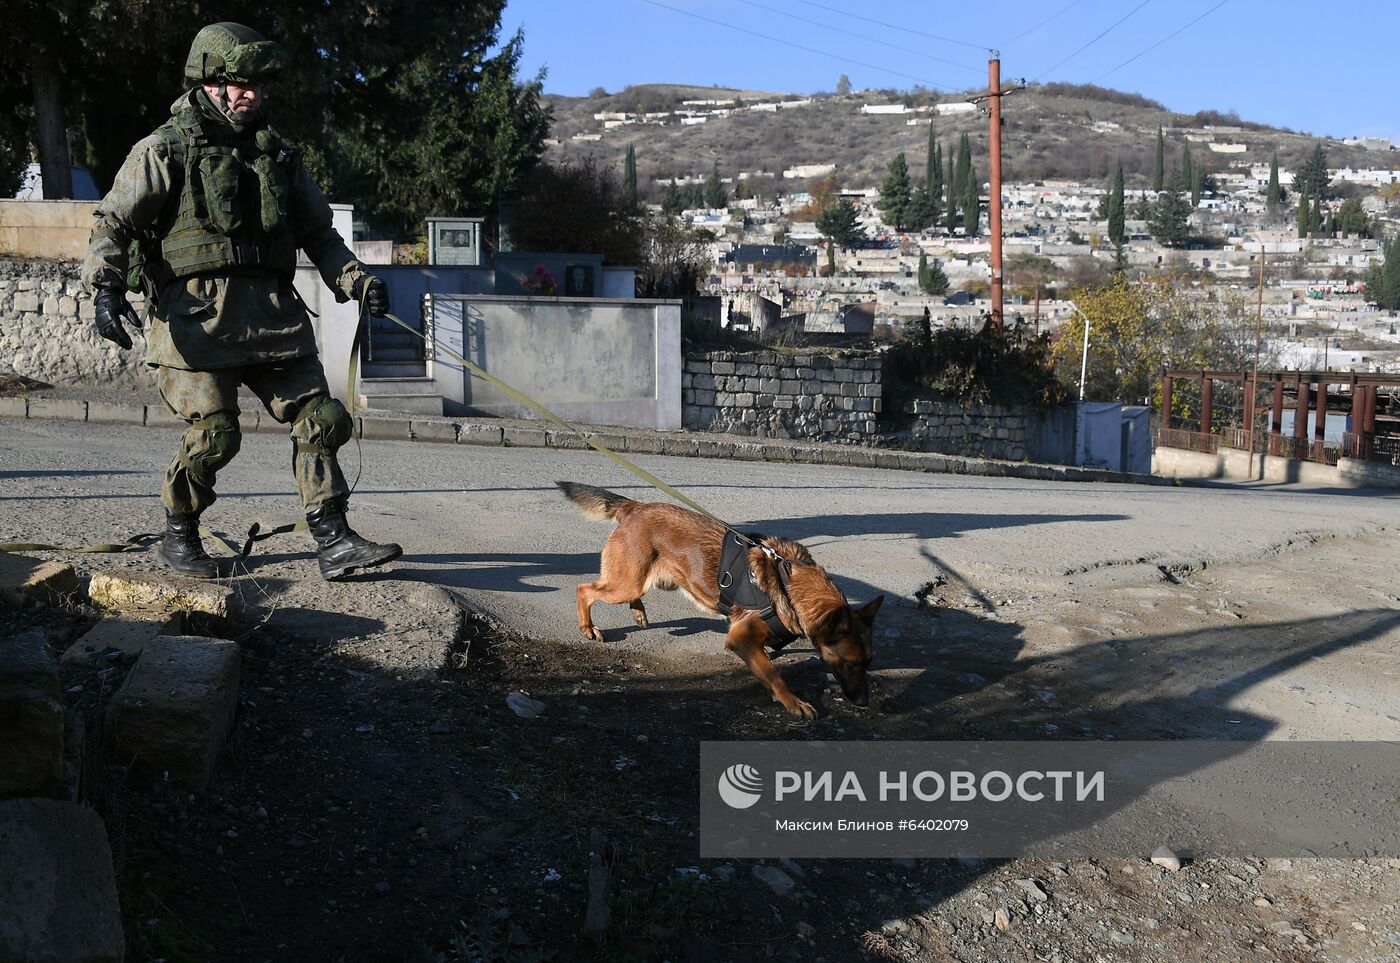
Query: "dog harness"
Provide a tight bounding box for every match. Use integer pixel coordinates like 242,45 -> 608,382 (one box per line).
716,530 -> 800,649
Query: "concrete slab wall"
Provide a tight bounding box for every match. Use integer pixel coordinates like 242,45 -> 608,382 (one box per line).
0,200 -> 98,260
1152,445 -> 1400,489
428,295 -> 682,429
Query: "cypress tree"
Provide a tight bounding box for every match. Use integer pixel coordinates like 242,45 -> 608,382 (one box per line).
918,252 -> 929,291
704,159 -> 727,208
963,160 -> 979,237
1181,142 -> 1193,194
1190,166 -> 1202,207
1296,188 -> 1309,239
662,178 -> 684,217
925,126 -> 937,194
954,133 -> 971,202
880,152 -> 912,231
944,156 -> 957,233
924,257 -> 949,295
1107,161 -> 1126,246
623,144 -> 638,208
1152,127 -> 1164,192
1265,150 -> 1281,211
1310,194 -> 1321,237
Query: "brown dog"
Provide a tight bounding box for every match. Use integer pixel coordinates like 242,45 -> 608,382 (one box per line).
559,481 -> 882,718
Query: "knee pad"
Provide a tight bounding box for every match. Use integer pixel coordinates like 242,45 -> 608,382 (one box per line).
291,394 -> 353,455
181,411 -> 242,482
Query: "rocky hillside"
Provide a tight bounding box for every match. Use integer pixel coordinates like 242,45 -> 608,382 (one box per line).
543,82 -> 1392,199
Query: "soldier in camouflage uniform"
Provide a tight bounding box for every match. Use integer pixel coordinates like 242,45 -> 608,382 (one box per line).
82,22 -> 401,581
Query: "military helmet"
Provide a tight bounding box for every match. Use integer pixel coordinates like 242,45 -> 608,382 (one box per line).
184,22 -> 290,86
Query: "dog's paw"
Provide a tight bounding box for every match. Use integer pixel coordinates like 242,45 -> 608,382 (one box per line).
631,610 -> 649,629
582,625 -> 607,643
786,699 -> 818,721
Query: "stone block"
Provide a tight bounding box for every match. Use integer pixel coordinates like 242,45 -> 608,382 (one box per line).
735,363 -> 759,376
838,382 -> 859,398
502,425 -> 548,448
106,635 -> 241,789
457,422 -> 503,446
12,292 -> 38,313
694,389 -> 715,406
692,373 -> 715,390
0,630 -> 64,795
143,404 -> 185,428
780,379 -> 802,394
732,443 -> 765,461
57,296 -> 77,317
660,435 -> 699,458
0,554 -> 81,609
41,296 -> 59,316
410,420 -> 458,443
62,611 -> 182,665
0,799 -> 124,963
86,402 -> 144,426
733,392 -> 754,407
26,399 -> 87,422
358,417 -> 412,441
627,434 -> 665,455
743,377 -> 761,392
711,361 -> 735,375
88,570 -> 239,630
0,397 -> 27,419
695,438 -> 735,459
860,383 -> 882,398
77,300 -> 96,321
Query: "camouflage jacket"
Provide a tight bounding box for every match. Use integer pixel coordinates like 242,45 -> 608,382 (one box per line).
82,90 -> 370,370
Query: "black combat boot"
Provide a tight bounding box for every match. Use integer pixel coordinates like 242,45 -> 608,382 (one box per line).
306,497 -> 402,581
155,511 -> 219,579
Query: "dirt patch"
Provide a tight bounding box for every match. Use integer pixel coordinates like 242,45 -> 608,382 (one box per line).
0,371 -> 52,396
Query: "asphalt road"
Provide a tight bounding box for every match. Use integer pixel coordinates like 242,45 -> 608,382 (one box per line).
4,416 -> 1398,651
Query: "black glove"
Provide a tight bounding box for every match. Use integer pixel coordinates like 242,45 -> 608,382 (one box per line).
93,287 -> 142,350
354,275 -> 389,317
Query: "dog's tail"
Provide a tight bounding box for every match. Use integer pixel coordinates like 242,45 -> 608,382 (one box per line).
557,481 -> 634,521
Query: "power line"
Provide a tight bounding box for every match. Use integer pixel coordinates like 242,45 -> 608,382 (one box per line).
639,0 -> 956,89
1089,0 -> 1231,84
1000,1 -> 1083,49
1033,0 -> 1152,81
789,0 -> 990,53
735,0 -> 982,73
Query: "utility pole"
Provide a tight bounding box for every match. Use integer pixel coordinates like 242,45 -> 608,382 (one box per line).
988,54 -> 1004,328
972,54 -> 1023,330
1247,249 -> 1266,478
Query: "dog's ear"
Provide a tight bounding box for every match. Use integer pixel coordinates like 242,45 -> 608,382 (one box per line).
855,595 -> 884,625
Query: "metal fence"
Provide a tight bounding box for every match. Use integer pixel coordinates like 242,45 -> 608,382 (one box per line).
1156,428 -> 1219,454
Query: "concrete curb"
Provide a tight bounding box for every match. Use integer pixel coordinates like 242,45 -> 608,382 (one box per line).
0,400 -> 1172,487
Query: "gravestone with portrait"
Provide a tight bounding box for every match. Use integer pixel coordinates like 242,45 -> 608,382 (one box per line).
493,252 -> 604,297
427,217 -> 484,266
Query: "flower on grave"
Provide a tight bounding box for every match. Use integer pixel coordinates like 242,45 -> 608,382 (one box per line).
518,265 -> 558,296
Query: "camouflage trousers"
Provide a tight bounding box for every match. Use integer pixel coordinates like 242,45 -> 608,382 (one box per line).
156,356 -> 352,516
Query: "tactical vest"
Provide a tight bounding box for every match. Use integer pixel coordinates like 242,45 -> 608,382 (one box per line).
139,93 -> 299,286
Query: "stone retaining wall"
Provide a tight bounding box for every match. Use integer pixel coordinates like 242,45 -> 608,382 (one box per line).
682,349 -> 882,443
906,398 -> 1033,462
0,258 -> 153,388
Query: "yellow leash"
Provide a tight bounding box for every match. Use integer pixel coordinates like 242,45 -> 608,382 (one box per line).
1,305 -> 734,559
373,310 -> 733,528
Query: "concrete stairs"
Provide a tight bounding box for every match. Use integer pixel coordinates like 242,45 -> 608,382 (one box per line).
356,376 -> 444,416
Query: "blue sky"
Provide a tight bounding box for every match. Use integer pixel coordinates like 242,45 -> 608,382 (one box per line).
499,0 -> 1399,141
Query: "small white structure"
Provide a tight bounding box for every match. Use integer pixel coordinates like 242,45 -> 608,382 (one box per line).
783,163 -> 836,180
1208,142 -> 1248,153
934,102 -> 976,116
860,104 -> 908,115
